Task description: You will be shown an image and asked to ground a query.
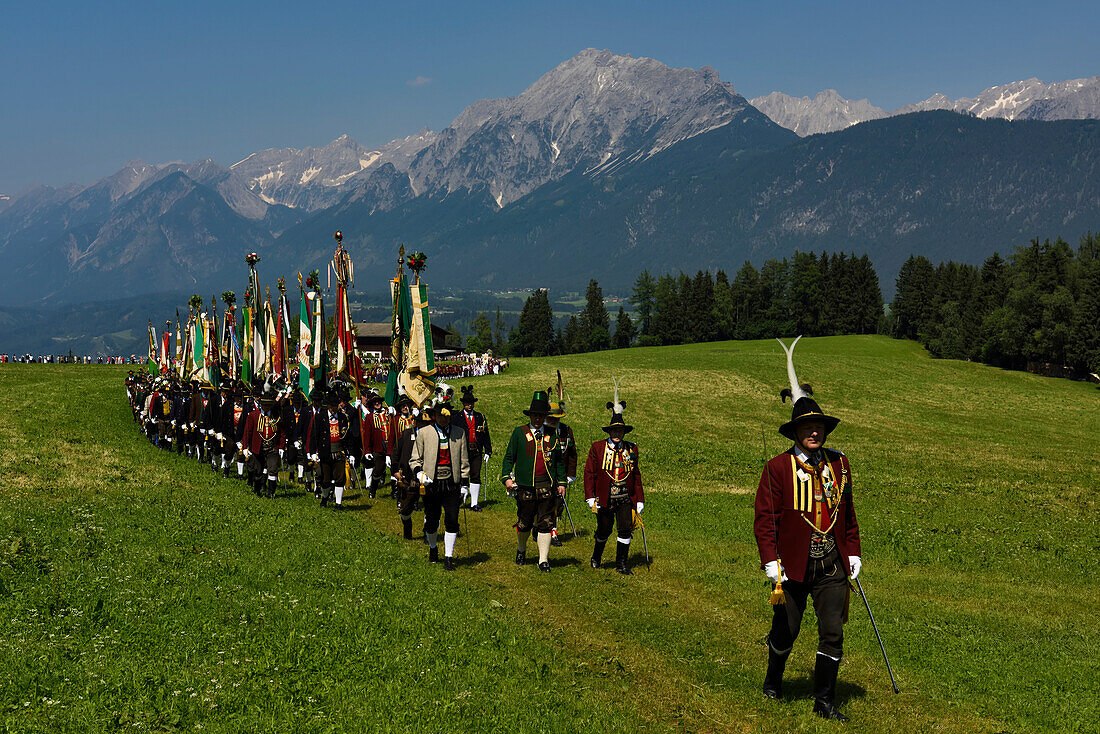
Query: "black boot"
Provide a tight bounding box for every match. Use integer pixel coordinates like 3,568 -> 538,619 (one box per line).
428,547 -> 439,564
615,542 -> 633,575
591,538 -> 607,569
443,556 -> 455,572
402,517 -> 413,540
812,653 -> 849,722
762,638 -> 790,700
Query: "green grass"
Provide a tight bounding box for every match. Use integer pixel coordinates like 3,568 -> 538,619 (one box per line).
1,336 -> 1097,733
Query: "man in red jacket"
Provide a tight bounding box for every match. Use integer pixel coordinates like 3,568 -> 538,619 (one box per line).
754,391 -> 861,722
583,400 -> 643,575
240,394 -> 286,497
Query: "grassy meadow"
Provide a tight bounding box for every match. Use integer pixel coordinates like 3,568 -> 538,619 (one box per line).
0,336 -> 1097,733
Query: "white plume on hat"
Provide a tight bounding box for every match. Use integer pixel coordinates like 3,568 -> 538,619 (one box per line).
777,336 -> 813,403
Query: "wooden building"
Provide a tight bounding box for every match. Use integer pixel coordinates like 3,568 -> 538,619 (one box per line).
353,322 -> 455,360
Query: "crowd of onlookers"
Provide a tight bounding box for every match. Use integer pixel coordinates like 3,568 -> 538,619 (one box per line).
0,354 -> 138,364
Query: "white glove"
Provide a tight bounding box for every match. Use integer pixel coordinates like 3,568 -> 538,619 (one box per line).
385,456 -> 391,469
461,485 -> 469,500
348,455 -> 356,466
236,442 -> 242,450
387,406 -> 396,415
279,449 -> 284,459
483,453 -> 491,463
171,420 -> 176,427
418,471 -> 432,485
243,449 -> 251,459
764,561 -> 788,584
636,502 -> 644,514
566,475 -> 575,484
216,433 -> 224,442
848,556 -> 862,580
586,497 -> 596,509
310,453 -> 319,463
294,440 -> 301,449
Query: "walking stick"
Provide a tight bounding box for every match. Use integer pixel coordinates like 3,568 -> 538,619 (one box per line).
462,503 -> 471,558
853,577 -> 900,693
482,455 -> 489,502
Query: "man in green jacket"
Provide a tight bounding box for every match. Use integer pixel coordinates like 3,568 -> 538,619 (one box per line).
501,391 -> 567,572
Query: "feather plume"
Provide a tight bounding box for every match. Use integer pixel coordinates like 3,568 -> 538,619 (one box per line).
607,375 -> 625,415
776,336 -> 811,403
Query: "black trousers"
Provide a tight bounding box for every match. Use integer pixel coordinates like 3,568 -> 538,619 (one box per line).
768,548 -> 848,659
423,478 -> 460,534
594,497 -> 634,541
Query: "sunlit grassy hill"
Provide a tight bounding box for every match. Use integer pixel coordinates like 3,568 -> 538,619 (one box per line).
0,336 -> 1096,733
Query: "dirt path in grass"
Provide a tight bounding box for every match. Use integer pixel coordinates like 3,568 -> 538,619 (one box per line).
349,493 -> 1005,734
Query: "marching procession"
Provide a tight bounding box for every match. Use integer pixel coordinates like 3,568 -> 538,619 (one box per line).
122,233 -> 878,722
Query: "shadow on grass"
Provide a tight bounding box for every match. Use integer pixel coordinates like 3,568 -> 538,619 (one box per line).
780,675 -> 867,706
453,552 -> 492,568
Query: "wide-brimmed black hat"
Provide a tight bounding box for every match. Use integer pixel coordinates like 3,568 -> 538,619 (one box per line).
523,390 -> 552,416
324,390 -> 341,407
366,392 -> 385,406
460,385 -> 477,404
602,412 -> 633,434
779,396 -> 840,440
395,395 -> 414,410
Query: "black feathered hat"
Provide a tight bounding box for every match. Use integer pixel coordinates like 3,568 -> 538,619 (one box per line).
460,385 -> 477,404
776,337 -> 839,440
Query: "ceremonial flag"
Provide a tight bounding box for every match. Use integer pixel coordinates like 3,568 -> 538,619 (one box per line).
181,313 -> 194,380
206,307 -> 220,388
241,304 -> 252,384
193,311 -> 205,382
384,272 -> 409,406
263,296 -> 276,378
399,280 -> 437,406
159,326 -> 170,374
222,306 -> 238,381
146,321 -> 158,376
175,310 -> 183,369
298,290 -> 314,396
312,294 -> 327,393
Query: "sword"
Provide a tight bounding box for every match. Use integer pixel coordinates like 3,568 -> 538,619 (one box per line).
853,577 -> 900,693
561,493 -> 577,536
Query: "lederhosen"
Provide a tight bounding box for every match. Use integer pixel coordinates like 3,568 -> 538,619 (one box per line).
595,441 -> 636,542
768,453 -> 848,659
515,430 -> 557,534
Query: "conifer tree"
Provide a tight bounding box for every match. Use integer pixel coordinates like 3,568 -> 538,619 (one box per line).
614,307 -> 636,349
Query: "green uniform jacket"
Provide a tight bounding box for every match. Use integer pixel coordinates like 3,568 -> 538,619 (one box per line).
500,424 -> 566,487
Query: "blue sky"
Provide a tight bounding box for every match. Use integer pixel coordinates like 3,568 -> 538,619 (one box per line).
2,0 -> 1097,192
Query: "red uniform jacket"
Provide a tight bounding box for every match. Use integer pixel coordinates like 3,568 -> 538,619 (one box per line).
362,410 -> 395,455
754,447 -> 861,584
241,409 -> 286,455
583,439 -> 644,507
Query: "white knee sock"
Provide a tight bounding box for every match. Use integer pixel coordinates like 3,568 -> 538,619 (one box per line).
470,483 -> 480,506
444,532 -> 457,557
618,536 -> 631,546
364,467 -> 374,486
537,531 -> 552,563
335,486 -> 344,504
237,462 -> 244,476
297,464 -> 304,479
